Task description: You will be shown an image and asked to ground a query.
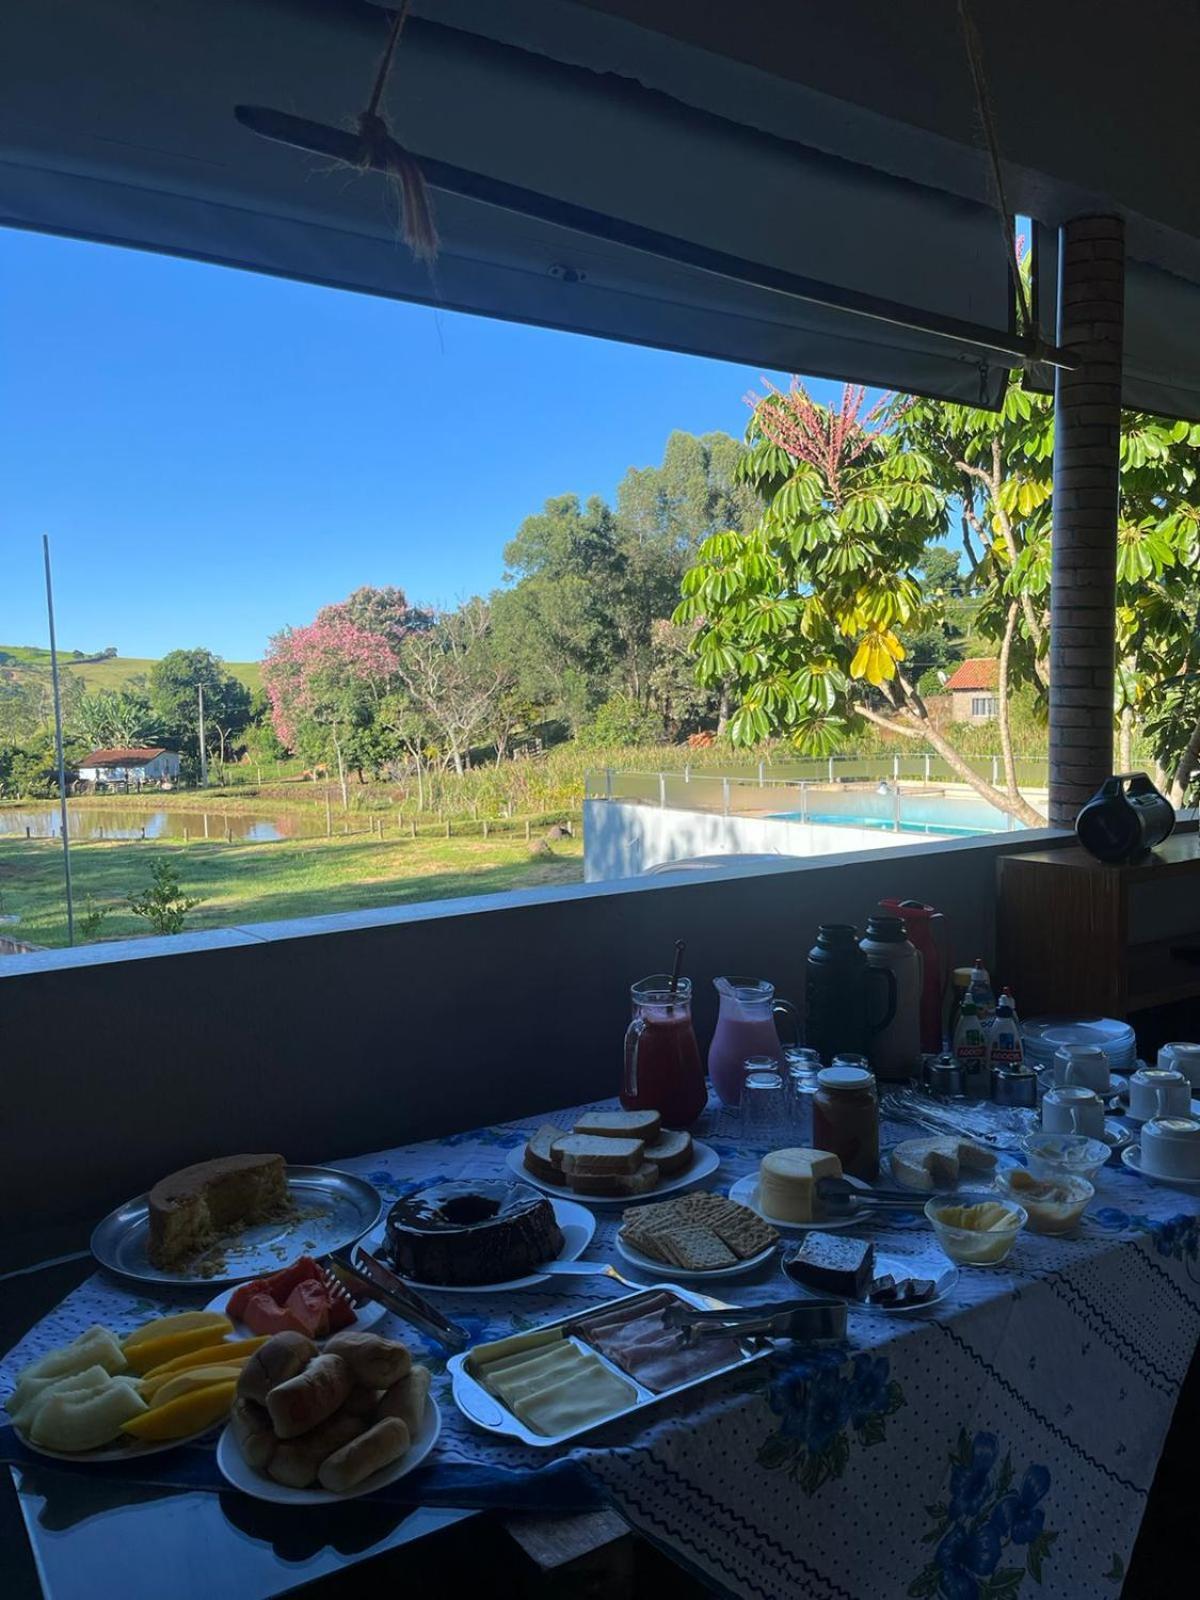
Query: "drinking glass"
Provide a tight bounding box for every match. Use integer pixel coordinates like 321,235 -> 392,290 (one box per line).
784,1045 -> 822,1141
741,1068 -> 787,1146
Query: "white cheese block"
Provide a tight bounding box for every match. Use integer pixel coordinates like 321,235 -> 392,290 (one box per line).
759,1148 -> 842,1222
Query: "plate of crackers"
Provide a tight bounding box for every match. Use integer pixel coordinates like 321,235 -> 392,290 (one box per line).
615,1193 -> 779,1279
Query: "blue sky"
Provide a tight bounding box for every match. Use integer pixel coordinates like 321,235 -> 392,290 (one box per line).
1,229 -> 845,662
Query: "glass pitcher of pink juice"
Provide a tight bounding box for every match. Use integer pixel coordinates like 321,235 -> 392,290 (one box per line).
708,976 -> 801,1107
622,976 -> 708,1128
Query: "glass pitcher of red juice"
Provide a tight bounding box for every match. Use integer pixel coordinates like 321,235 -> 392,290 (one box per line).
622,975 -> 708,1128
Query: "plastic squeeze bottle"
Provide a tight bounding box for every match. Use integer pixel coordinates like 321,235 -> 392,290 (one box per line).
987,989 -> 1024,1072
967,957 -> 995,1025
953,996 -> 990,1099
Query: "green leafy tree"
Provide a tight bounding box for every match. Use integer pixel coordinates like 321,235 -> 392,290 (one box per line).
579,693 -> 665,748
149,648 -> 252,767
75,688 -> 157,749
127,860 -> 202,935
893,389 -> 1200,805
677,382 -> 1048,825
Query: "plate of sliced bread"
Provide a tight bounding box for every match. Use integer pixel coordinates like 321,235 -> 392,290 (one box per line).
616,1193 -> 778,1278
509,1110 -> 718,1206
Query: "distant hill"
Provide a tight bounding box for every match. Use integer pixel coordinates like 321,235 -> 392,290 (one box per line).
0,645 -> 262,695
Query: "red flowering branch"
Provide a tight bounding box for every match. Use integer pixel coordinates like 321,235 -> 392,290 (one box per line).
746,379 -> 906,508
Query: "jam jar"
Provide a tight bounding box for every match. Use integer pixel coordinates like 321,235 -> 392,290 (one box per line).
812,1064 -> 879,1181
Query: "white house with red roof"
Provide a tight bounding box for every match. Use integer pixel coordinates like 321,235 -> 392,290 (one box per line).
942,659 -> 1000,723
77,746 -> 181,786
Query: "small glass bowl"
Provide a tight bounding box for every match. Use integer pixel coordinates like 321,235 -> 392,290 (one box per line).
925,1192 -> 1027,1267
996,1169 -> 1094,1235
1021,1132 -> 1110,1184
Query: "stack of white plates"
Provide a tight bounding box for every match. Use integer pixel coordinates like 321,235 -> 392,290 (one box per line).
1021,1016 -> 1137,1076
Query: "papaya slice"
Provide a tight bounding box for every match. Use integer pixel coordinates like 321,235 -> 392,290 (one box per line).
121,1379 -> 236,1442
123,1318 -> 235,1376
142,1363 -> 246,1406
124,1312 -> 230,1350
141,1335 -> 268,1382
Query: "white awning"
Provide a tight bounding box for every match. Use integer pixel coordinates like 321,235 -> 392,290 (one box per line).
0,0 -> 1020,406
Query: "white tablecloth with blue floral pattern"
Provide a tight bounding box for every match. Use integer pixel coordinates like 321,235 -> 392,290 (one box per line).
4,1095 -> 1199,1600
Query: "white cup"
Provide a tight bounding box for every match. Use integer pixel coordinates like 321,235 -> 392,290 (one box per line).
1140,1116 -> 1200,1180
1052,1045 -> 1111,1094
1042,1086 -> 1106,1138
1127,1068 -> 1191,1122
1158,1042 -> 1200,1090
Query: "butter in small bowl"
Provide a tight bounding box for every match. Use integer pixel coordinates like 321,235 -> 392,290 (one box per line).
925,1194 -> 1026,1266
996,1169 -> 1093,1235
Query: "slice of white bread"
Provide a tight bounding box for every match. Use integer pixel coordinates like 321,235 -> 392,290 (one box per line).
642,1129 -> 693,1177
566,1161 -> 660,1197
524,1125 -> 568,1185
573,1110 -> 662,1143
551,1135 -> 646,1175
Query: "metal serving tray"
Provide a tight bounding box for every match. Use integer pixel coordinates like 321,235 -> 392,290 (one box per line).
90,1165 -> 384,1289
447,1283 -> 772,1449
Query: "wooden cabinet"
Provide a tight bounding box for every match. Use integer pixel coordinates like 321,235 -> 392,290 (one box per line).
996,832 -> 1200,1018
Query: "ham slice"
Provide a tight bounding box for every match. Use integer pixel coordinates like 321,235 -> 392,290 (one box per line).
575,1293 -> 741,1394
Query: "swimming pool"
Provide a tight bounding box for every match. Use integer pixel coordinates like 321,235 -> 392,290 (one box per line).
768,789 -> 1019,836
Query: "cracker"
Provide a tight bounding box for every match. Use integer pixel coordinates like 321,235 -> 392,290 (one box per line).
709,1204 -> 777,1259
659,1226 -> 737,1271
622,1227 -> 674,1263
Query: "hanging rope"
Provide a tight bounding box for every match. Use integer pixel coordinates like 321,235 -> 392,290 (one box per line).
355,0 -> 439,263
956,0 -> 1032,340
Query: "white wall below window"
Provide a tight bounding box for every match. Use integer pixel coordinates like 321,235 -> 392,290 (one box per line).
584,800 -> 917,881
0,828 -> 1069,1240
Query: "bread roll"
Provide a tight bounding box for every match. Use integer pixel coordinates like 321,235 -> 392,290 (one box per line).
265,1353 -> 350,1440
375,1365 -> 430,1437
317,1417 -> 409,1493
342,1384 -> 383,1417
230,1396 -> 276,1471
267,1408 -> 366,1489
237,1332 -> 318,1405
323,1332 -> 411,1389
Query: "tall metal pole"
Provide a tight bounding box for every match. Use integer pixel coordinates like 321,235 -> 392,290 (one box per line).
197,682 -> 208,788
42,535 -> 74,945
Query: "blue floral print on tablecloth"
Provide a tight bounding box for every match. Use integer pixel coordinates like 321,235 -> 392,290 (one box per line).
758,1347 -> 904,1492
908,1430 -> 1057,1599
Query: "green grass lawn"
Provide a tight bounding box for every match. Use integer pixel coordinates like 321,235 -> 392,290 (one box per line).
0,831 -> 584,948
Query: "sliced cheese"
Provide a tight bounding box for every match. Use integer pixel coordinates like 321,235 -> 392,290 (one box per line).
759,1148 -> 841,1223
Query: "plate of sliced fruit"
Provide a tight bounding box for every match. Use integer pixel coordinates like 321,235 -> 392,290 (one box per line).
204,1255 -> 385,1339
5,1312 -> 263,1462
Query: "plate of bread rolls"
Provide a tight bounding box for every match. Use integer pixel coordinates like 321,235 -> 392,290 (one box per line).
216,1329 -> 439,1503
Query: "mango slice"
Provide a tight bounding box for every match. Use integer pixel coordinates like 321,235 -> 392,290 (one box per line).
141,1335 -> 267,1381
124,1312 -> 231,1349
121,1379 -> 236,1442
144,1364 -> 246,1408
123,1318 -> 235,1376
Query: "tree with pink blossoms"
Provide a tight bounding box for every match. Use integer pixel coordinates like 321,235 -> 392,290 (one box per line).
262,616 -> 398,807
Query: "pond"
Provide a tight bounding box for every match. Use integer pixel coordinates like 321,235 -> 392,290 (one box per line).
0,806 -> 328,843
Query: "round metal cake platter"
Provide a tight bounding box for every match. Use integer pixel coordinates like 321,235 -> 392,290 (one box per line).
90,1166 -> 384,1290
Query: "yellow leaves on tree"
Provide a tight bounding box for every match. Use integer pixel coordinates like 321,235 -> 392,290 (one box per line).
849,630 -> 906,687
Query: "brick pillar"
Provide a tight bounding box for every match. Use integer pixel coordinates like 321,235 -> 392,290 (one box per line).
1048,216 -> 1125,829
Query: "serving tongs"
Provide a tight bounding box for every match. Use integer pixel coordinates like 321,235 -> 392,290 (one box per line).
663,1297 -> 847,1345
816,1176 -> 920,1213
326,1244 -> 471,1353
